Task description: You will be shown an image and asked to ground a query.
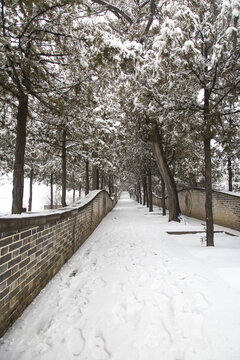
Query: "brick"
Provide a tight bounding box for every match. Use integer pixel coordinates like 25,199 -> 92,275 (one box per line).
14,234 -> 20,241
21,252 -> 28,260
0,237 -> 13,248
0,264 -> 8,275
0,287 -> 9,300
0,281 -> 6,292
28,246 -> 37,256
7,271 -> 20,286
9,241 -> 22,252
0,269 -> 12,284
13,250 -> 20,258
0,253 -> 11,265
36,237 -> 45,245
37,226 -> 44,232
1,247 -> 9,256
20,244 -> 30,254
20,230 -> 32,239
8,256 -> 21,269
7,286 -> 20,303
1,231 -> 16,239
19,258 -> 30,270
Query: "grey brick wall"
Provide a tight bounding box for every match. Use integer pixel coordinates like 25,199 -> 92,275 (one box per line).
0,190 -> 117,337
153,189 -> 240,231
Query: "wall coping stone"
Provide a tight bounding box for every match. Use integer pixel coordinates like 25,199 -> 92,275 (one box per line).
153,188 -> 240,200
0,190 -> 111,233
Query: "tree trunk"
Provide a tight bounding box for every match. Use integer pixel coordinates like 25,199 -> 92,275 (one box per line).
146,179 -> 149,207
92,166 -> 99,190
204,86 -> 214,246
227,158 -> 233,191
204,137 -> 214,246
12,94 -> 28,214
61,128 -> 67,207
28,168 -> 33,212
138,181 -> 142,204
148,169 -> 153,212
108,177 -> 112,197
143,176 -> 147,206
73,187 -> 76,203
151,127 -> 180,221
135,184 -> 139,202
85,159 -> 89,195
96,169 -> 99,189
101,175 -> 105,189
79,182 -> 82,199
161,176 -> 166,216
50,173 -> 54,209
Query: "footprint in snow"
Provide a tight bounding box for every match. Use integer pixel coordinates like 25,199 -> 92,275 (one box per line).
90,335 -> 110,360
84,248 -> 92,257
67,328 -> 85,356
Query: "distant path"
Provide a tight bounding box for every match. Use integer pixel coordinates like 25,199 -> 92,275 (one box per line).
1,192 -> 240,360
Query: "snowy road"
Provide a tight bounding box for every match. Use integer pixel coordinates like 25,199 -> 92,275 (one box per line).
1,192 -> 240,360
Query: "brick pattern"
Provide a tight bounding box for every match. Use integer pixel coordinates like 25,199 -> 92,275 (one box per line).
0,191 -> 117,337
153,189 -> 240,231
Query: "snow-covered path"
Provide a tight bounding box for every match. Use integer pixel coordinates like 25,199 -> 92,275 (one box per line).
1,192 -> 240,360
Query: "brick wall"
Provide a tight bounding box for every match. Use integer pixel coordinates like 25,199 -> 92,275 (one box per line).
0,190 -> 117,337
152,189 -> 240,231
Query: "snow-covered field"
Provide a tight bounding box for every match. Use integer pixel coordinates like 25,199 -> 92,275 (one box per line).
1,192 -> 240,360
0,177 -> 76,214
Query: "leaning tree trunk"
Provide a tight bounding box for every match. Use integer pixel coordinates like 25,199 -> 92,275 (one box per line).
161,176 -> 166,216
12,94 -> 28,214
151,127 -> 180,221
61,128 -> 67,207
28,168 -> 33,212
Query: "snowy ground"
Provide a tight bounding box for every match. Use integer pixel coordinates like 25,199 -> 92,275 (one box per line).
1,192 -> 240,360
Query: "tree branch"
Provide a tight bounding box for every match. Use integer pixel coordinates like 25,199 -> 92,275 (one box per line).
90,0 -> 133,24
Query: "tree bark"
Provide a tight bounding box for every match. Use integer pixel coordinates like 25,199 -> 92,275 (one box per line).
151,126 -> 180,221
73,187 -> 76,203
50,173 -> 54,209
227,158 -> 233,191
203,86 -> 214,246
108,177 -> 112,197
61,127 -> 67,207
92,165 -> 99,190
135,184 -> 139,202
161,176 -> 166,216
143,176 -> 147,206
28,168 -> 33,212
12,94 -> 28,214
204,137 -> 214,246
85,159 -> 89,195
147,169 -> 153,212
138,181 -> 142,204
79,182 -> 82,199
101,175 -> 105,189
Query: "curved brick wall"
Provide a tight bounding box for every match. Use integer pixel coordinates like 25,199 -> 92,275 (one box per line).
153,189 -> 240,231
0,190 -> 118,337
